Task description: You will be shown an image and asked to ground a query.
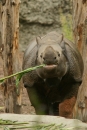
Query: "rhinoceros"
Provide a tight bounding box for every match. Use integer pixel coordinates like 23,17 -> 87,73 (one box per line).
22,31 -> 84,118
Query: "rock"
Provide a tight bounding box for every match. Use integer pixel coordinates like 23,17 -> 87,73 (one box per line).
0,114 -> 87,130
19,0 -> 72,51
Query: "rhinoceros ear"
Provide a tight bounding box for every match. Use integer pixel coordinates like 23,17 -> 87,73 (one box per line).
60,33 -> 64,42
60,40 -> 65,50
60,40 -> 67,58
36,36 -> 42,45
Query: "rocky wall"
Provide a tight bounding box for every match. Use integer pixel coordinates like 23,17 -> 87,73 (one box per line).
19,0 -> 72,51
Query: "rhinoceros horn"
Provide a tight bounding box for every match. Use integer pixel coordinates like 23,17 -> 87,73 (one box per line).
36,36 -> 43,45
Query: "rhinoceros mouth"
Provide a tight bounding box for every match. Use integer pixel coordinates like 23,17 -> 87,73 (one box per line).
43,64 -> 57,71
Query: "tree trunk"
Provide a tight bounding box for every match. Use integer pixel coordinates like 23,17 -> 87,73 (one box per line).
0,0 -> 22,113
73,0 -> 87,122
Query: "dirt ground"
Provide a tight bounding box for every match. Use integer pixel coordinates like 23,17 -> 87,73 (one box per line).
0,52 -> 35,114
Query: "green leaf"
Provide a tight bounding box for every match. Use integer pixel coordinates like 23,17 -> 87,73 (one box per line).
0,107 -> 4,110
0,64 -> 45,84
0,79 -> 5,83
16,74 -> 23,94
0,64 -> 45,94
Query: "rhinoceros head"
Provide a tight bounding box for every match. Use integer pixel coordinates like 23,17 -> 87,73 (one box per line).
36,35 -> 68,79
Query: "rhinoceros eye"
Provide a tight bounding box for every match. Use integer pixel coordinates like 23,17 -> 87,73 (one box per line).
40,55 -> 42,58
57,52 -> 60,57
40,53 -> 43,58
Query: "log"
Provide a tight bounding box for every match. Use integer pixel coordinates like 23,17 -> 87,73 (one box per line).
73,0 -> 87,122
0,0 -> 22,113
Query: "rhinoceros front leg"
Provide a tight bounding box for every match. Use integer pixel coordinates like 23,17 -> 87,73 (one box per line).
49,102 -> 60,116
59,96 -> 76,118
59,84 -> 80,118
26,86 -> 49,115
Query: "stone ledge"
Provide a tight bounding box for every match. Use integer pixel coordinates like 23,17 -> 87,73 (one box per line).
0,114 -> 87,130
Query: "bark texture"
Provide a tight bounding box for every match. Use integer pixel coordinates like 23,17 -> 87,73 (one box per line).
73,0 -> 87,122
0,0 -> 22,113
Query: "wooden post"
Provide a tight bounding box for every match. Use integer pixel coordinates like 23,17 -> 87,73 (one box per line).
0,0 -> 22,113
73,0 -> 87,122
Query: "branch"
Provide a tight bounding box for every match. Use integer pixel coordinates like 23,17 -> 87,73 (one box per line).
0,64 -> 45,94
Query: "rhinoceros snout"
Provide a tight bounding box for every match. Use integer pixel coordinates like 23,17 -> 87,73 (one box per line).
43,56 -> 58,65
42,46 -> 58,65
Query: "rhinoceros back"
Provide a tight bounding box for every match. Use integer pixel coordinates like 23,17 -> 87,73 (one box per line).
22,31 -> 84,86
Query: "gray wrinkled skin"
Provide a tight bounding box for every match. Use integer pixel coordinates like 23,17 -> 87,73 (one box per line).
22,31 -> 84,116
